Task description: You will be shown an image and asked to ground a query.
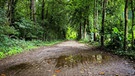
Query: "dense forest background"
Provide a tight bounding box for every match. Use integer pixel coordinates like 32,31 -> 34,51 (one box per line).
0,0 -> 135,58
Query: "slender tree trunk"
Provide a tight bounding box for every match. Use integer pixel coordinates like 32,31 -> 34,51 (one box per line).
131,0 -> 134,49
41,0 -> 46,41
83,19 -> 87,39
10,0 -> 14,26
30,0 -> 32,19
101,0 -> 107,47
8,0 -> 18,26
81,23 -> 83,39
7,0 -> 11,25
62,30 -> 66,39
30,0 -> 35,22
124,0 -> 129,51
96,5 -> 99,41
41,0 -> 45,21
77,23 -> 82,40
93,0 -> 98,41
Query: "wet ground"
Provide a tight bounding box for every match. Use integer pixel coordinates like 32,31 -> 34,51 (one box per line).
0,41 -> 135,76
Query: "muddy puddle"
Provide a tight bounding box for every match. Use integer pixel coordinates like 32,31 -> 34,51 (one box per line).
55,51 -> 110,68
1,50 -> 135,76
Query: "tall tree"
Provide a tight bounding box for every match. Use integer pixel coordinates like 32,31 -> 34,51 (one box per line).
41,0 -> 45,21
8,0 -> 18,26
131,0 -> 134,49
41,0 -> 46,40
30,0 -> 35,22
124,0 -> 128,51
83,18 -> 87,39
101,0 -> 107,47
93,0 -> 98,41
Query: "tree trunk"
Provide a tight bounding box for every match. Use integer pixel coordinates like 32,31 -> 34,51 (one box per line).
131,0 -> 134,49
10,0 -> 15,26
101,0 -> 107,47
93,0 -> 98,41
30,0 -> 35,22
41,0 -> 45,21
81,23 -> 83,39
124,0 -> 128,51
83,19 -> 87,39
62,30 -> 66,39
8,0 -> 18,26
77,23 -> 82,40
41,0 -> 46,41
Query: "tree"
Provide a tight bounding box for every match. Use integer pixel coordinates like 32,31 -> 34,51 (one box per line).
69,0 -> 90,40
8,0 -> 18,26
30,0 -> 35,22
130,0 -> 134,49
124,0 -> 128,51
101,0 -> 107,47
93,0 -> 98,41
41,0 -> 46,40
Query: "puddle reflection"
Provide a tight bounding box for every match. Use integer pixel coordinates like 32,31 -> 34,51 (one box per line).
55,52 -> 110,68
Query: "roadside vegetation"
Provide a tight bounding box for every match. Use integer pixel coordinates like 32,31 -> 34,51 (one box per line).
0,37 -> 62,59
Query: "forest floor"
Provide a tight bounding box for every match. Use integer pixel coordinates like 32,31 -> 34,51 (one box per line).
0,41 -> 135,76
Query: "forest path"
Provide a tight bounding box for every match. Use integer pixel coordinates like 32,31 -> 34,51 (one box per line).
0,41 -> 135,76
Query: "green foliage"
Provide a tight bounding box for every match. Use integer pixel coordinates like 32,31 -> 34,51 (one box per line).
112,27 -> 119,34
66,27 -> 77,40
0,8 -> 17,36
0,8 -> 7,24
0,26 -> 17,35
106,26 -> 123,49
0,52 -> 5,58
0,36 -> 62,59
6,47 -> 23,56
15,18 -> 43,39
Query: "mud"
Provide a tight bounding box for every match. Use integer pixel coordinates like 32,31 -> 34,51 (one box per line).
0,41 -> 135,76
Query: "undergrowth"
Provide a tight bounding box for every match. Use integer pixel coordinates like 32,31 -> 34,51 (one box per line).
0,38 -> 62,59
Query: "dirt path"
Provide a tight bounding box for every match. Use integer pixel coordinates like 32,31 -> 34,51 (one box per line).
0,41 -> 135,76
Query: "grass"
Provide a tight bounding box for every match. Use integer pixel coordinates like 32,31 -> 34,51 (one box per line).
0,39 -> 62,59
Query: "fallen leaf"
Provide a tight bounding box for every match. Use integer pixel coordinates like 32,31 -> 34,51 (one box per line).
99,72 -> 105,75
55,70 -> 60,73
1,74 -> 6,76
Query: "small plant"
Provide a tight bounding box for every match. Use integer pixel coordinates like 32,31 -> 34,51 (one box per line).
0,52 -> 5,58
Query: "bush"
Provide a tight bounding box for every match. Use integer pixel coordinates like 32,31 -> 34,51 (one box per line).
15,18 -> 43,40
